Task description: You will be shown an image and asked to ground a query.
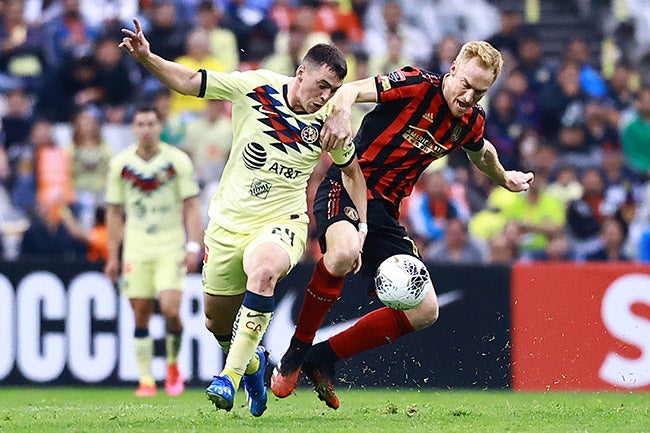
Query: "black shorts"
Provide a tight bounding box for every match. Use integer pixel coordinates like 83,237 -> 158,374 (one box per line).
313,172 -> 421,279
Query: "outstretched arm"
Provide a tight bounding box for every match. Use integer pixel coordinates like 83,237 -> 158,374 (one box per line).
120,18 -> 203,96
321,77 -> 378,151
465,139 -> 534,192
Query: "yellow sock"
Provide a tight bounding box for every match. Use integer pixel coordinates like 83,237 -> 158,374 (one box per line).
165,333 -> 182,365
215,334 -> 258,375
221,305 -> 272,389
134,336 -> 154,385
245,353 -> 260,375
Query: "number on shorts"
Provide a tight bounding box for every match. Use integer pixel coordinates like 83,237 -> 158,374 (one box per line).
272,227 -> 296,247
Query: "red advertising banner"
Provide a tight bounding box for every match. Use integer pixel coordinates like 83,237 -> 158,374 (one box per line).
512,262 -> 650,391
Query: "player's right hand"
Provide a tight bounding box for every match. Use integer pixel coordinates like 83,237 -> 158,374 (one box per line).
119,18 -> 151,62
321,108 -> 353,151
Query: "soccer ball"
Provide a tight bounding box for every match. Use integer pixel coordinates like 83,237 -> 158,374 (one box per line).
374,254 -> 433,310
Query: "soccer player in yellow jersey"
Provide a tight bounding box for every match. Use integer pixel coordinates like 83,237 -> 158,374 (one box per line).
120,19 -> 368,416
104,106 -> 204,397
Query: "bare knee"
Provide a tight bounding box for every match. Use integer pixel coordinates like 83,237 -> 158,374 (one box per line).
323,244 -> 359,275
246,264 -> 280,296
405,293 -> 439,330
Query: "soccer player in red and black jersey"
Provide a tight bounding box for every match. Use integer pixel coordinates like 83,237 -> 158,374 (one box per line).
271,41 -> 534,408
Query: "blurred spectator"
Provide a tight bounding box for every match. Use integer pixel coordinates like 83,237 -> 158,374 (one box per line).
515,32 -> 552,94
195,1 -> 239,72
502,175 -> 566,258
603,61 -> 637,111
619,85 -> 650,176
486,231 -> 518,264
600,147 -> 644,216
221,0 -> 278,64
330,30 -> 358,82
585,216 -> 630,261
43,0 -> 99,67
406,169 -> 466,247
425,217 -> 487,264
484,87 -> 522,170
269,0 -> 296,33
486,3 -> 523,59
152,88 -> 185,147
0,0 -> 47,93
264,6 -> 329,73
143,1 -> 186,62
555,121 -> 600,169
561,36 -> 607,99
524,139 -> 556,180
171,28 -> 226,117
312,0 -> 363,44
65,109 -> 113,232
93,35 -> 139,120
33,119 -> 75,225
546,163 -> 583,205
625,178 -> 650,261
348,50 -> 373,133
36,53 -> 103,121
363,0 -> 431,68
60,203 -> 108,262
182,99 -> 232,227
528,231 -> 574,261
261,22 -> 306,75
539,61 -> 589,142
1,87 -> 34,182
566,167 -> 607,260
500,68 -> 541,131
426,33 -> 460,76
367,32 -> 411,76
20,201 -> 86,259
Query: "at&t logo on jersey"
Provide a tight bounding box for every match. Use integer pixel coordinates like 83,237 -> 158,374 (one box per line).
250,178 -> 272,198
268,162 -> 302,179
243,142 -> 267,170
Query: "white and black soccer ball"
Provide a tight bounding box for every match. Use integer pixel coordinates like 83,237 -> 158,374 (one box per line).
374,254 -> 433,310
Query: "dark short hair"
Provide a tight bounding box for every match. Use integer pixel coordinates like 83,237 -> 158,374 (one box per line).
302,43 -> 347,80
134,105 -> 162,122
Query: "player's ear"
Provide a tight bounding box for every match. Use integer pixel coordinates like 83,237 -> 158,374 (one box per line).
296,64 -> 306,80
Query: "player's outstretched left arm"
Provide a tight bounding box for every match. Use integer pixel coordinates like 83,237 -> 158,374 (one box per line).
341,157 -> 368,273
465,139 -> 534,192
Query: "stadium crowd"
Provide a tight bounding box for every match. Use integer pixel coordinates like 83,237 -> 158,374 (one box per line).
0,0 -> 649,264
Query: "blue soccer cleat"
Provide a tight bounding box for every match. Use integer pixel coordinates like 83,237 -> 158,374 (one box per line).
206,374 -> 235,412
241,346 -> 269,417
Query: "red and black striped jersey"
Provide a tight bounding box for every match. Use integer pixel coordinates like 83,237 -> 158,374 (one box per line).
354,66 -> 486,215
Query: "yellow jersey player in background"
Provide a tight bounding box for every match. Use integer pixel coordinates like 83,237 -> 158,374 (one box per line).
120,18 -> 368,416
104,106 -> 204,397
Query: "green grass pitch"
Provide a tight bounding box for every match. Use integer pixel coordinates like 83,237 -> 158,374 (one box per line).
1,386 -> 648,433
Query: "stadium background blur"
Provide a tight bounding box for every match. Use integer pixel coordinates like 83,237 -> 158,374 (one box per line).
0,0 -> 649,394
1,0 -> 650,265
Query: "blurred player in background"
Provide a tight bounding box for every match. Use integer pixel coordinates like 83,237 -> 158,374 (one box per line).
271,41 -> 535,409
119,19 -> 367,416
104,106 -> 203,397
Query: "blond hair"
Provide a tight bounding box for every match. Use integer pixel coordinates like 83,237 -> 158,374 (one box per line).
455,41 -> 503,82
